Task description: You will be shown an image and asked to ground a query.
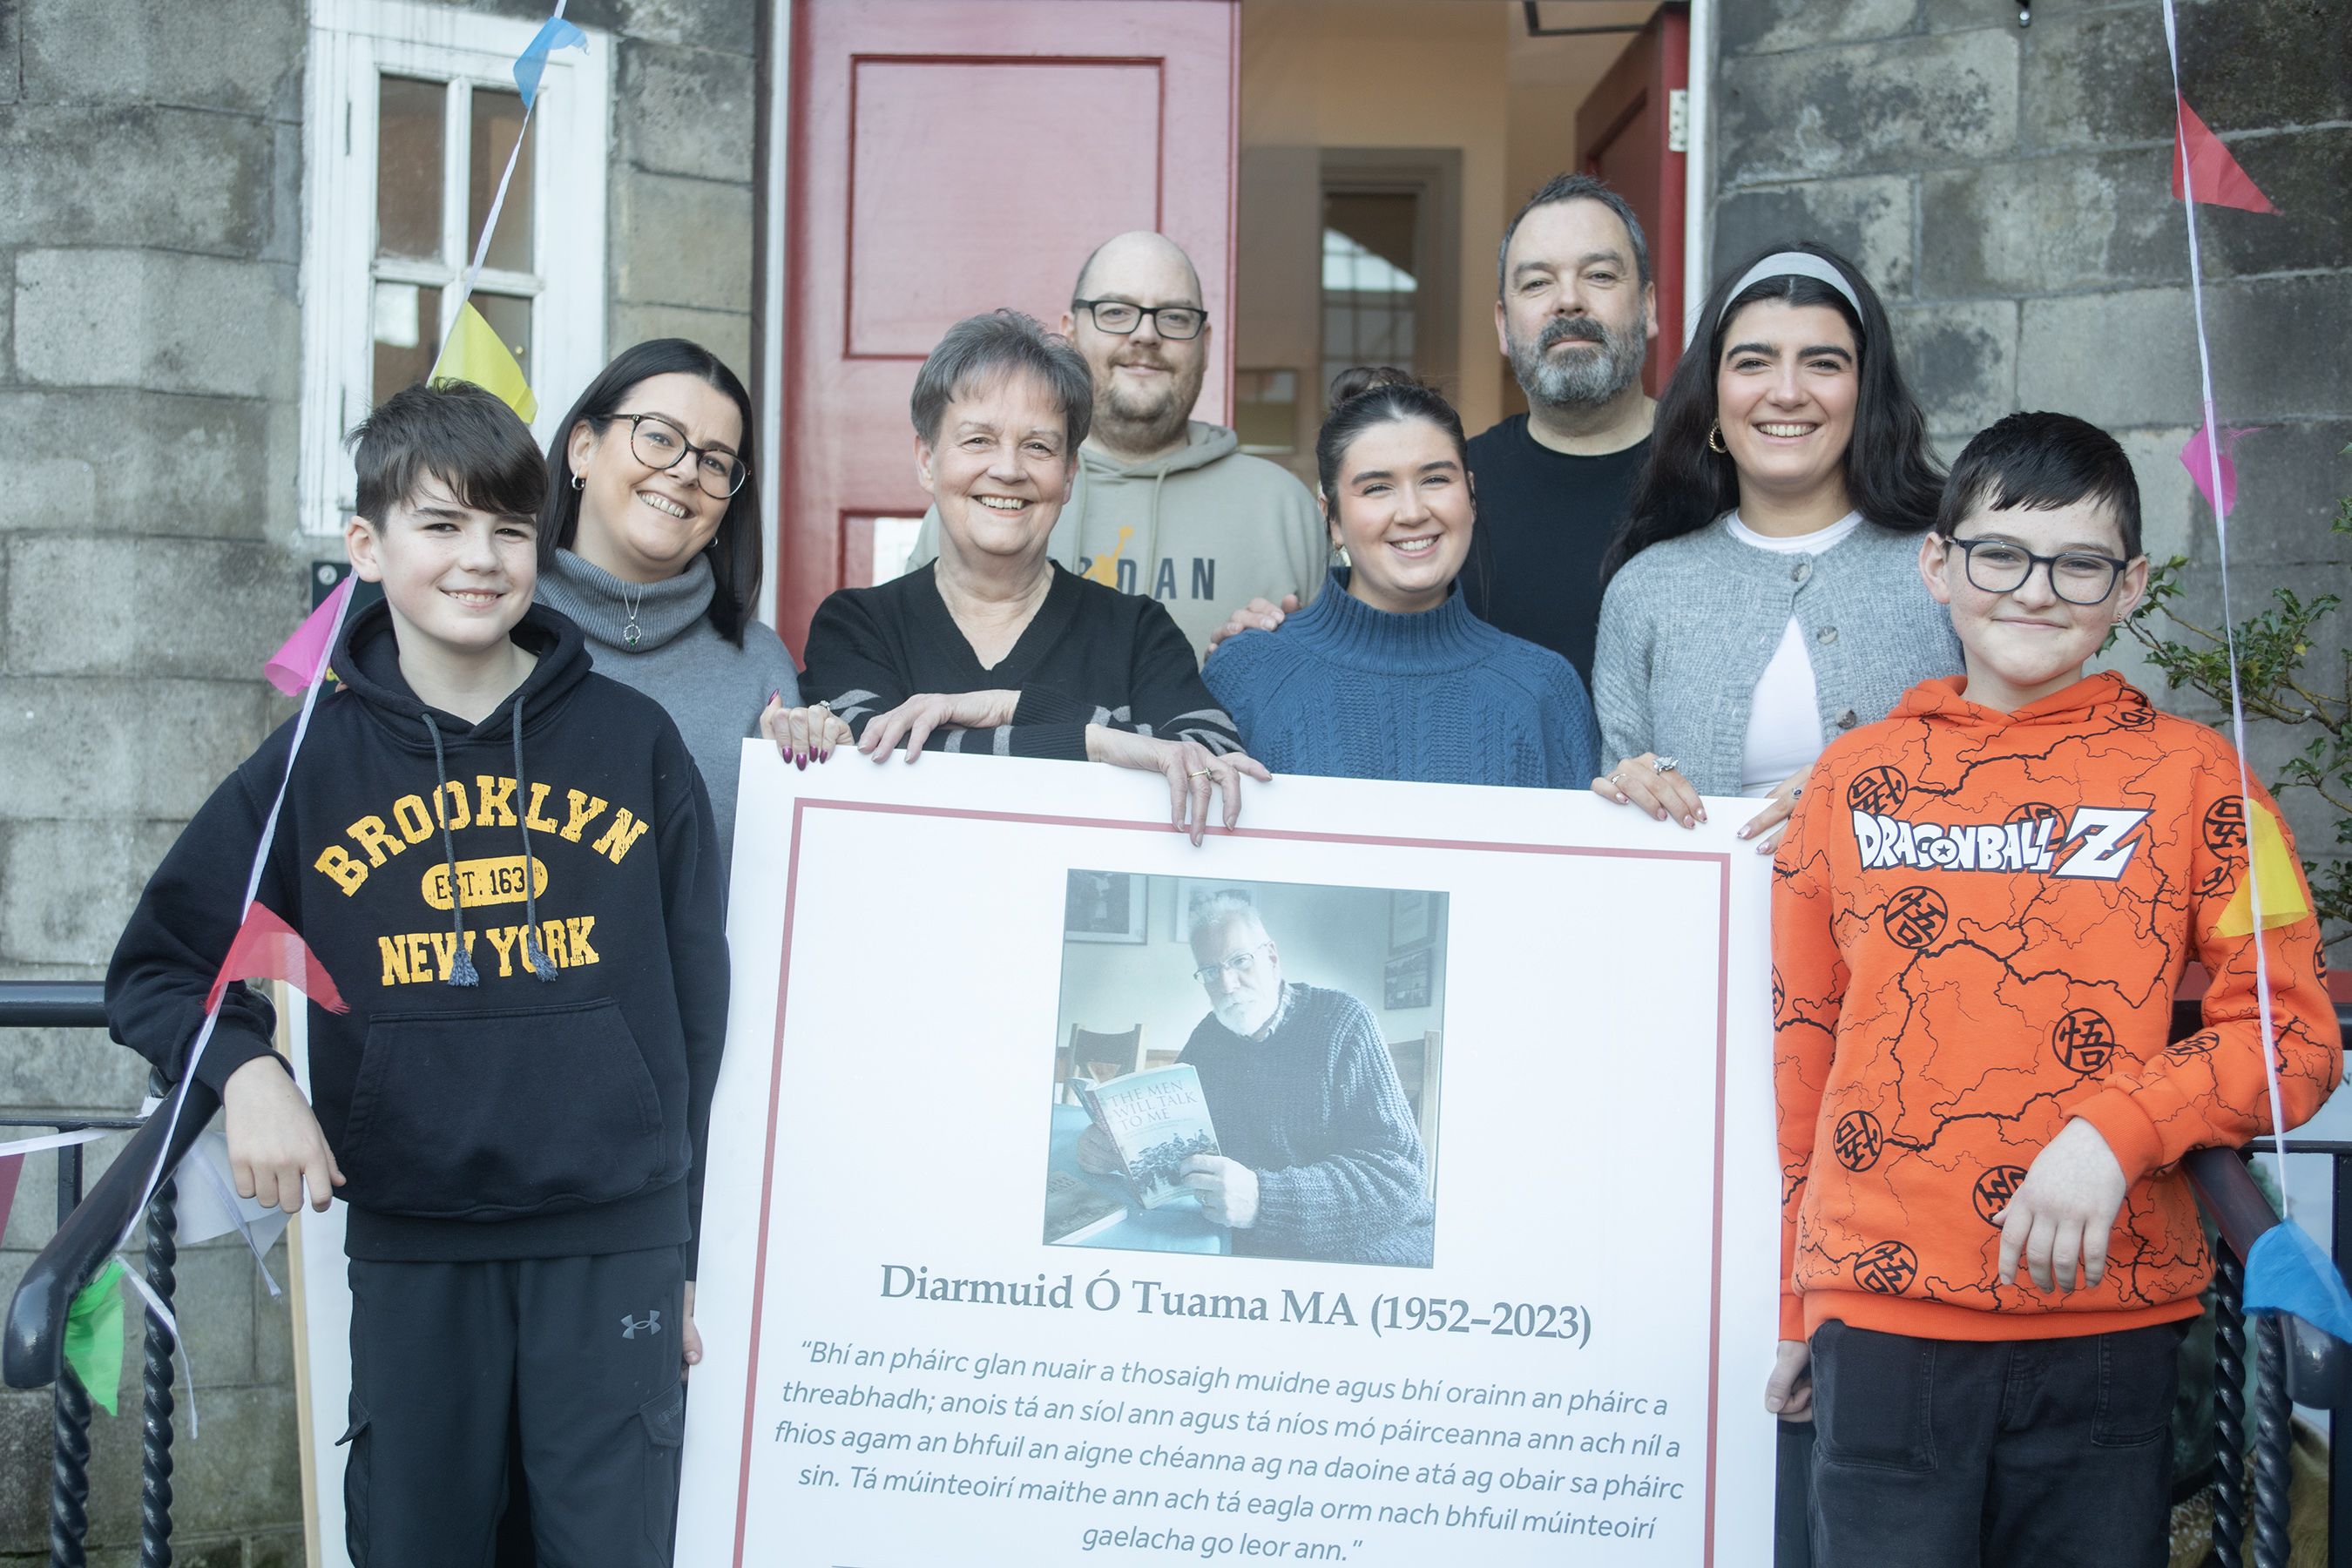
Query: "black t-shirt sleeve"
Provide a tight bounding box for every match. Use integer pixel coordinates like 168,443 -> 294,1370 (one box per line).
797,587 -> 912,740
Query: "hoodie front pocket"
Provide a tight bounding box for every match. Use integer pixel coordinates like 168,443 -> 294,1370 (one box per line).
340,999 -> 666,1219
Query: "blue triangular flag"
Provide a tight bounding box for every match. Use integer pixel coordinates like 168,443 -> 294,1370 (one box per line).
513,16 -> 588,110
2242,1220 -> 2352,1342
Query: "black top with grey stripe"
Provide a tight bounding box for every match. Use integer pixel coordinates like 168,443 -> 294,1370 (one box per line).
801,562 -> 1244,760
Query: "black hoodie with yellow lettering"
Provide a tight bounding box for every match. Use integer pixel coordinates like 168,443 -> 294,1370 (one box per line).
107,600 -> 729,1271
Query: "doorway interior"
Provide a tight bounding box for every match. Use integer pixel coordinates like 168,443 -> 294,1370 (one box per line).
1232,0 -> 1675,488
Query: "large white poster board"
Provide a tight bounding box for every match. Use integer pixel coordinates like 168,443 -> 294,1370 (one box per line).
683,748 -> 1780,1566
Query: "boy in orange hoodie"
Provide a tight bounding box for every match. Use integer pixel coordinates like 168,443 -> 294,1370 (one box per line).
1766,411 -> 2342,1565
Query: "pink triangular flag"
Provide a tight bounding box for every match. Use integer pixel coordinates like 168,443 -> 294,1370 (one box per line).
2172,97 -> 2277,214
2180,423 -> 2258,515
263,576 -> 355,697
0,1154 -> 22,1247
206,902 -> 349,1015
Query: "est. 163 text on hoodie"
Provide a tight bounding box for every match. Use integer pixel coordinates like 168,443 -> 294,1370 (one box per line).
1772,672 -> 2342,1343
106,602 -> 729,1272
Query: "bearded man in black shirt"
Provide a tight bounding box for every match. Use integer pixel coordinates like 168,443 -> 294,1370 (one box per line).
1209,174 -> 1657,686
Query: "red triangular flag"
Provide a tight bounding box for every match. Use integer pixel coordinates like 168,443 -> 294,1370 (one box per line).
206,902 -> 349,1015
2172,97 -> 2276,214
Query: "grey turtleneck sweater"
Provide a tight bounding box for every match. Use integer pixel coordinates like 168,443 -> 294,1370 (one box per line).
537,550 -> 799,874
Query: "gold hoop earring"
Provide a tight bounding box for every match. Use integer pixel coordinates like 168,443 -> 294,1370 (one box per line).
1335,543 -> 1353,569
1707,422 -> 1727,455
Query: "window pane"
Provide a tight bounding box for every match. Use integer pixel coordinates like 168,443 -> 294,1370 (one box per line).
471,291 -> 534,386
1233,368 -> 1297,455
469,87 -> 534,274
372,281 -> 442,406
376,77 -> 447,259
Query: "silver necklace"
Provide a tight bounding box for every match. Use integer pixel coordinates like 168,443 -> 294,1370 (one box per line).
621,578 -> 647,647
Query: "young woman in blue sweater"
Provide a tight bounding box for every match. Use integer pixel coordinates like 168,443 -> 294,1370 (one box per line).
1202,368 -> 1599,787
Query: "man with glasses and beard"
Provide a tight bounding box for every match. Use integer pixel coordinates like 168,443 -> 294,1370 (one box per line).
1078,894 -> 1433,1267
1210,175 -> 1654,688
908,232 -> 1325,653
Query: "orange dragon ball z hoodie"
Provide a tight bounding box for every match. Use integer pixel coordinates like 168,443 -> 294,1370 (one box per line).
1772,671 -> 2342,1343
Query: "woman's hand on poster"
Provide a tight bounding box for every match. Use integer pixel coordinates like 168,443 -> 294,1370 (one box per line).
1204,593 -> 1301,655
682,1281 -> 701,1381
760,693 -> 853,770
1592,754 -> 1706,829
1075,1123 -> 1123,1177
1735,769 -> 1808,856
1763,1339 -> 1812,1421
1181,1155 -> 1259,1229
222,1056 -> 344,1213
1997,1118 -> 2129,1294
855,690 -> 1021,762
1085,729 -> 1274,847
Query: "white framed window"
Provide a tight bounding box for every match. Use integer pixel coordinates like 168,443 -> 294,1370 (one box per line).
301,0 -> 610,537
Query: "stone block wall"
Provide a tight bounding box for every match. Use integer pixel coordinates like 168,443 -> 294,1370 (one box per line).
1710,0 -> 2352,905
0,0 -> 757,1558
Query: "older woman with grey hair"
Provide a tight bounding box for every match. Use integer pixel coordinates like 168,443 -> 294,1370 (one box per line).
771,310 -> 1267,842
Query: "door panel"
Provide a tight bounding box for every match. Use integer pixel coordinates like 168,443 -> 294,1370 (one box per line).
781,0 -> 1240,655
1577,4 -> 1690,395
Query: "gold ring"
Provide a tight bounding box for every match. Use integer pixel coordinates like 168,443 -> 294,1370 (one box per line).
1190,769 -> 1214,779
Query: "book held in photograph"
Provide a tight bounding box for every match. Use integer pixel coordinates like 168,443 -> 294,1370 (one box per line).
1043,1171 -> 1127,1244
1072,1064 -> 1221,1210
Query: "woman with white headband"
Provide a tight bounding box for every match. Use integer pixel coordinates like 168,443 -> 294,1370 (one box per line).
1586,241 -> 1960,848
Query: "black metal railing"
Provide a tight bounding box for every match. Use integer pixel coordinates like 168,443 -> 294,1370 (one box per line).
0,981 -> 206,1568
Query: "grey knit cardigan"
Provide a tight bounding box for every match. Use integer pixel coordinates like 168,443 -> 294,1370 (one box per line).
1590,515 -> 1963,795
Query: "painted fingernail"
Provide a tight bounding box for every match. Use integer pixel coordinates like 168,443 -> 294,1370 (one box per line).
767,689 -> 781,707
1736,824 -> 1751,839
1654,809 -> 1667,821
794,752 -> 807,771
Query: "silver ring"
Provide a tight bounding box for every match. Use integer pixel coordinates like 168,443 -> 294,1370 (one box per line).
1609,774 -> 1625,787
813,700 -> 831,712
1653,756 -> 1680,775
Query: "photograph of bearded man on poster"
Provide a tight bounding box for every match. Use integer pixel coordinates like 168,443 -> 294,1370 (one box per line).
1064,883 -> 1441,1267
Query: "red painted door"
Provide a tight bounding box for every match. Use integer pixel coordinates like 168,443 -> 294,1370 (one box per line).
1577,3 -> 1689,395
778,0 -> 1240,654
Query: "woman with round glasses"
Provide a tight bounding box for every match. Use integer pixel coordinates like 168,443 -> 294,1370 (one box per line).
537,338 -> 800,866
1587,241 -> 1960,851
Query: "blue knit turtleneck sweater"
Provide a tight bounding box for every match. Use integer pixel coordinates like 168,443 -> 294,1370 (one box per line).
1202,569 -> 1600,787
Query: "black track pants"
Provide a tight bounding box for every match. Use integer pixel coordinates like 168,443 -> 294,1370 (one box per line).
342,1247 -> 686,1568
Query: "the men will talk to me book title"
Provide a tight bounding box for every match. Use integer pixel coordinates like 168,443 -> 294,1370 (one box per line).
1075,1064 -> 1220,1209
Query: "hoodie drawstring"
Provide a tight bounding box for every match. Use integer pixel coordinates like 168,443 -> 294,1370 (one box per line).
420,713 -> 481,987
422,696 -> 556,987
510,693 -> 556,982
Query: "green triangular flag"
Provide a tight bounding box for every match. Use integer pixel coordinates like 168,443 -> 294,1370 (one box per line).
62,1260 -> 126,1415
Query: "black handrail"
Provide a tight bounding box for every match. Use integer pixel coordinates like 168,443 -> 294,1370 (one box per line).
0,981 -> 208,1568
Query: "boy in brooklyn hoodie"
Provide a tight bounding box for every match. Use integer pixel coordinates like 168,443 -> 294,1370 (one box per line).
1767,412 -> 2341,1566
106,382 -> 727,1566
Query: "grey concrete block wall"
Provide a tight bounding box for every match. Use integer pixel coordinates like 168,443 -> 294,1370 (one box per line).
1711,0 -> 2352,909
0,0 -> 760,1558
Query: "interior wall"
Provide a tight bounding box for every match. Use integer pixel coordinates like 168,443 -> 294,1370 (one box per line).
1234,1 -> 1654,449
1055,877 -> 1450,1067
1238,0 -> 1511,442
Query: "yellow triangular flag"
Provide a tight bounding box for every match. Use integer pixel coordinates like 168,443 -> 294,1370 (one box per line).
2214,800 -> 2312,938
429,301 -> 537,422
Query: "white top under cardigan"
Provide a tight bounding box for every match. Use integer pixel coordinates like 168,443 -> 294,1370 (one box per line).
1726,510 -> 1865,796
1589,512 -> 1962,799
